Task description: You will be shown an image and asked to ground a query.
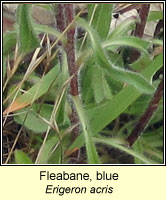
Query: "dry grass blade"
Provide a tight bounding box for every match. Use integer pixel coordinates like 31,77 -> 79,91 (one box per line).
35,74 -> 74,164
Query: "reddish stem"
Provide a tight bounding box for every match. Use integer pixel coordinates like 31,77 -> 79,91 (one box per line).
130,4 -> 150,63
56,4 -> 65,32
134,4 -> 150,38
64,4 -> 79,141
64,4 -> 79,96
54,3 -> 66,68
127,79 -> 163,146
118,4 -> 142,15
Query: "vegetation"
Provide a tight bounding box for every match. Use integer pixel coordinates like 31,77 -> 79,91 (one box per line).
3,3 -> 163,164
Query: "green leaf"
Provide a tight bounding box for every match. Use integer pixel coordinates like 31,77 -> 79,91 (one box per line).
131,54 -> 152,71
69,135 -> 159,164
4,64 -> 60,113
17,4 -> 40,53
33,23 -> 66,44
94,4 -> 113,39
109,16 -> 138,39
143,53 -> 163,81
109,51 -> 124,66
124,95 -> 151,115
140,128 -> 163,148
15,150 -> 33,164
92,66 -> 105,103
3,56 -> 6,82
73,96 -> 100,164
147,11 -> 163,22
102,72 -> 113,100
151,39 -> 163,46
104,37 -> 150,55
88,4 -> 97,22
69,54 -> 162,164
38,136 -> 58,164
133,141 -> 144,164
77,18 -> 155,94
92,66 -> 112,104
93,137 -> 156,164
14,104 -> 54,133
88,4 -> 113,39
81,59 -> 94,104
3,31 -> 17,56
67,133 -> 84,152
48,146 -> 62,164
86,54 -> 163,135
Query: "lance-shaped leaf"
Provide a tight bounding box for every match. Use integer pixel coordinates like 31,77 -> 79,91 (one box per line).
17,4 -> 40,53
93,137 -> 155,164
77,18 -> 155,94
86,54 -> 163,135
15,150 -> 33,164
108,16 -> 138,39
68,54 -> 163,164
3,31 -> 17,56
3,56 -> 6,82
103,36 -> 150,55
3,65 -> 60,114
88,4 -> 113,39
73,96 -> 100,164
92,65 -> 112,104
38,136 -> 59,164
14,104 -> 54,133
147,11 -> 163,22
33,23 -> 66,44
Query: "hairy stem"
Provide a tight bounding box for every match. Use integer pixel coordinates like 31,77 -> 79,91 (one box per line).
56,4 -> 65,32
64,4 -> 78,96
64,4 -> 79,141
127,79 -> 163,146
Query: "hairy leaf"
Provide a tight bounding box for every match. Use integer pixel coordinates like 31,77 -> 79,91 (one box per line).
77,18 -> 155,94
73,96 -> 100,164
17,4 -> 40,53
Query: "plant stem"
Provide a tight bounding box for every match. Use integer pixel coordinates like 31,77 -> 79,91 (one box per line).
118,4 -> 142,15
134,4 -> 150,38
127,79 -> 163,146
64,4 -> 78,96
130,4 -> 150,63
55,3 -> 65,67
55,4 -> 79,141
64,4 -> 79,141
55,4 -> 65,45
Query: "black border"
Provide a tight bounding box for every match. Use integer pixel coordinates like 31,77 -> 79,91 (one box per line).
1,1 -> 165,166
